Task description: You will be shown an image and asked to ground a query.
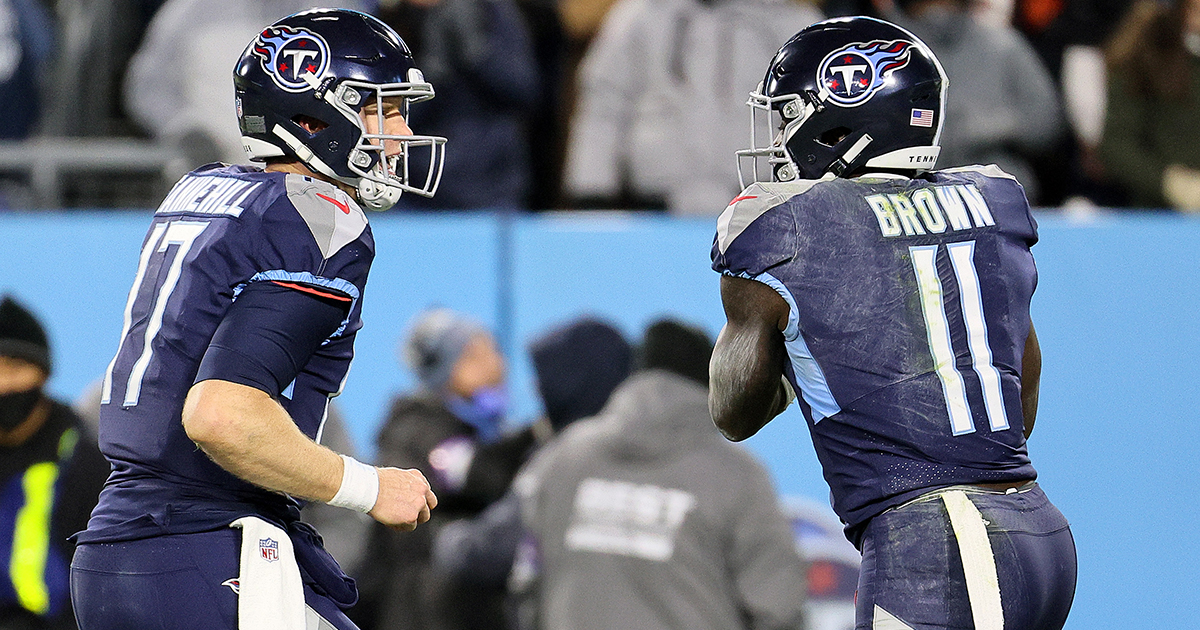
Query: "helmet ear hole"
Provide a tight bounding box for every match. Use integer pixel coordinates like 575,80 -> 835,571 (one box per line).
910,91 -> 935,103
909,79 -> 941,103
816,127 -> 852,148
292,114 -> 329,135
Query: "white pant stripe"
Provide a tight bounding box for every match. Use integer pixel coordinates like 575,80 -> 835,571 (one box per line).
873,604 -> 916,629
942,490 -> 1004,630
305,605 -> 339,630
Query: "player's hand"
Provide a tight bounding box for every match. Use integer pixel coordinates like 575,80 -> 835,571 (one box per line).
369,467 -> 438,531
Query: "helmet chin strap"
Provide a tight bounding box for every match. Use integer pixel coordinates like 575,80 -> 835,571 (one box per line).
273,124 -> 346,182
272,124 -> 404,211
357,178 -> 402,211
827,133 -> 874,177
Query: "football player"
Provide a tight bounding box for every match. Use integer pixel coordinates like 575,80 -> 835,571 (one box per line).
708,16 -> 1077,630
70,9 -> 442,630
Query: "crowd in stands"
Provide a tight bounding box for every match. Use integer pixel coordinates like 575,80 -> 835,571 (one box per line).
0,0 -> 1194,211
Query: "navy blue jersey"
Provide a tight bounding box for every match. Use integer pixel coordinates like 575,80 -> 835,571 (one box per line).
712,165 -> 1038,537
79,164 -> 375,543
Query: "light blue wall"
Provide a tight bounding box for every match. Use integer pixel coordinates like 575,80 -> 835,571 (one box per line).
1,210 -> 1197,628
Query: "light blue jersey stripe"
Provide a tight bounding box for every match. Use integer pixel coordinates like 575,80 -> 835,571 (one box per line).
726,271 -> 841,422
236,270 -> 361,340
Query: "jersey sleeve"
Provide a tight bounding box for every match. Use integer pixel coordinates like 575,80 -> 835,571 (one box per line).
711,183 -> 801,277
245,174 -> 375,339
194,280 -> 352,398
200,173 -> 375,405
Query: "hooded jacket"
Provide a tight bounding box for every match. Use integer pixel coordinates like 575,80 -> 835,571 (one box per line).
887,7 -> 1063,202
562,0 -> 821,215
516,370 -> 807,630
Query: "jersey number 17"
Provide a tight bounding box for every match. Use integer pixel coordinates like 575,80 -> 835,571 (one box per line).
102,220 -> 212,407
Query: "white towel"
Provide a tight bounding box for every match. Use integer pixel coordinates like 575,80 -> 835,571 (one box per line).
230,516 -> 306,630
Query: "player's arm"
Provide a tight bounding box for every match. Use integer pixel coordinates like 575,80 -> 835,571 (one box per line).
1021,321 -> 1041,439
181,281 -> 436,530
709,274 -> 793,442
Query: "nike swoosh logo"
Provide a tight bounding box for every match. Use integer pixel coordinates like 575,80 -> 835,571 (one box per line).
316,192 -> 350,214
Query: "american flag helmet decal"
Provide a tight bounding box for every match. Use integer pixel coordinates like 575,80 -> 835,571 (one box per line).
911,109 -> 934,127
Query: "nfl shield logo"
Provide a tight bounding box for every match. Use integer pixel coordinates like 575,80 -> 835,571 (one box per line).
259,538 -> 279,562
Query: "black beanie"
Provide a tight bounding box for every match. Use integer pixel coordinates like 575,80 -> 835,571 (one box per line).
638,319 -> 713,386
0,295 -> 51,374
530,318 -> 632,431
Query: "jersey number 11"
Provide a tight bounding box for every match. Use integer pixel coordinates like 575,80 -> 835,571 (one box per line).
910,241 -> 1010,436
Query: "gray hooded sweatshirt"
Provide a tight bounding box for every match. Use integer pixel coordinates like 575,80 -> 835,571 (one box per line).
515,370 -> 807,630
562,0 -> 822,216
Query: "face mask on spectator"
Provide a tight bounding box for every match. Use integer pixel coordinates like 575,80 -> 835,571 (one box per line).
0,387 -> 41,432
446,385 -> 507,443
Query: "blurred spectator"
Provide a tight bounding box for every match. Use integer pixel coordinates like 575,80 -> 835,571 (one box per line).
0,295 -> 107,630
40,0 -> 166,138
782,497 -> 859,630
427,316 -> 633,629
352,307 -> 532,630
543,0 -> 629,212
122,0 -> 370,166
883,0 -> 1064,204
512,0 -> 568,210
525,316 -> 633,443
1014,0 -> 1131,76
1012,0 -> 1135,207
562,0 -> 821,215
975,0 -> 1015,26
511,318 -> 808,630
558,0 -> 620,43
1098,0 -> 1200,211
0,0 -> 54,139
380,0 -> 541,210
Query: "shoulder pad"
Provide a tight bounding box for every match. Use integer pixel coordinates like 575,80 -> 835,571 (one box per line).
285,175 -> 368,259
715,180 -> 822,255
939,164 -> 1020,182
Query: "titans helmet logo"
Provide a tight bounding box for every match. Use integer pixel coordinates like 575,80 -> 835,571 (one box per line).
817,40 -> 913,107
251,26 -> 330,93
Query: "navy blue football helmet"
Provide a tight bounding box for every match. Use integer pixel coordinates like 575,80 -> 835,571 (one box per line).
737,16 -> 947,186
234,8 -> 446,210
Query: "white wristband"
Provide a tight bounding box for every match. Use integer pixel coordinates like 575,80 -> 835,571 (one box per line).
328,455 -> 379,513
